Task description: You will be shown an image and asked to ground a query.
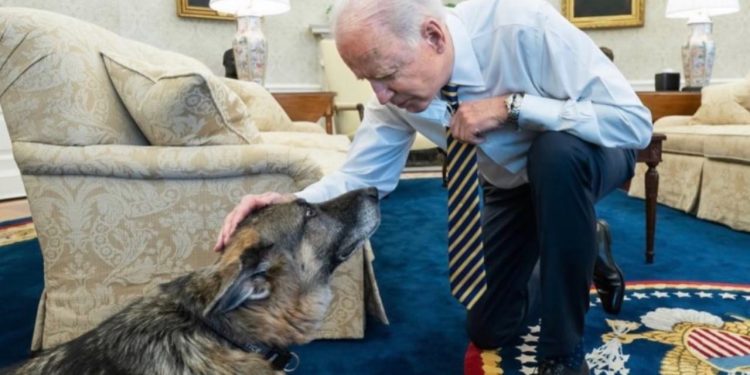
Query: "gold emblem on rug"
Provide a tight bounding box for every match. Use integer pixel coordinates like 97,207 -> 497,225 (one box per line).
466,284 -> 750,375
592,309 -> 750,374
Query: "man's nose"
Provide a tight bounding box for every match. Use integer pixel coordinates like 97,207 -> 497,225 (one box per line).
370,81 -> 393,105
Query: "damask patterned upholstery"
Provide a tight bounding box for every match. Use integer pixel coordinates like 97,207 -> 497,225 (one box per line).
0,7 -> 386,351
689,80 -> 750,125
629,76 -> 750,232
102,52 -> 261,146
221,78 -> 297,132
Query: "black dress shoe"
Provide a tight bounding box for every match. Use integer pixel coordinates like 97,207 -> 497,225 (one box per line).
538,359 -> 589,375
593,219 -> 625,314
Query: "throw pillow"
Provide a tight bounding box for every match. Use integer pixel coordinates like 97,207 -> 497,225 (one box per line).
689,80 -> 750,125
220,78 -> 295,132
101,52 -> 260,146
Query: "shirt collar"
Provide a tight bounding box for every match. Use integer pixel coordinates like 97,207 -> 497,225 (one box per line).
445,11 -> 485,89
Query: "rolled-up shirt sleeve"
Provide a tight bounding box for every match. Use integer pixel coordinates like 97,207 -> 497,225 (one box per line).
295,101 -> 415,203
517,7 -> 653,150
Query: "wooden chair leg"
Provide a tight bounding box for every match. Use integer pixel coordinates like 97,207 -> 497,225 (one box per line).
644,161 -> 659,263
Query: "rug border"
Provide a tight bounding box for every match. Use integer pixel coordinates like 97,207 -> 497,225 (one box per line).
590,280 -> 750,292
0,216 -> 33,229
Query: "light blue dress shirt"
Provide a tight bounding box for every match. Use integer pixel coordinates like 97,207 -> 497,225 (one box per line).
297,0 -> 653,203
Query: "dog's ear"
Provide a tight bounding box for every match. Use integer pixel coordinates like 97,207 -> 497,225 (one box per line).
205,240 -> 274,316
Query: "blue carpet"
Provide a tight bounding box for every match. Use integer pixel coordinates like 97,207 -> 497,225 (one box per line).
0,239 -> 44,367
1,178 -> 749,373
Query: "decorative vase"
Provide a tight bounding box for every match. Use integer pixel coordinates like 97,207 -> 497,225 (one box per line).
233,15 -> 267,85
681,20 -> 715,90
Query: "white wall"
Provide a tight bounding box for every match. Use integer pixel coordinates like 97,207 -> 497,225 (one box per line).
0,107 -> 26,200
546,1 -> 750,88
1,0 -> 747,89
0,0 -> 329,91
1,0 -> 748,199
0,0 -> 328,197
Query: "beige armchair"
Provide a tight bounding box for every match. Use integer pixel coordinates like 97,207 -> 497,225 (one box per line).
0,7 -> 385,351
629,76 -> 750,232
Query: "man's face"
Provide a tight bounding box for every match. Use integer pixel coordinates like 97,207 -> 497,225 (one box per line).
337,20 -> 451,113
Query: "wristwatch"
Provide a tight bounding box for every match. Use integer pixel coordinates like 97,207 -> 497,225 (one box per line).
504,93 -> 524,127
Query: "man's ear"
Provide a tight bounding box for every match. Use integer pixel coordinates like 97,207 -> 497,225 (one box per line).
204,241 -> 274,316
422,18 -> 447,53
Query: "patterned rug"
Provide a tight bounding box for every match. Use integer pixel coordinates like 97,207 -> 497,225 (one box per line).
4,180 -> 750,374
0,217 -> 36,247
465,281 -> 750,375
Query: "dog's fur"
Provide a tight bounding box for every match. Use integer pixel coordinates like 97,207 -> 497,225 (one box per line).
4,188 -> 380,375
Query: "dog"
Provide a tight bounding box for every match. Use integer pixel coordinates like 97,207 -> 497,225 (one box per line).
4,188 -> 380,375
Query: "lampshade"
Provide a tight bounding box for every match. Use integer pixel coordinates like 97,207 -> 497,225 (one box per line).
209,0 -> 290,17
665,0 -> 740,19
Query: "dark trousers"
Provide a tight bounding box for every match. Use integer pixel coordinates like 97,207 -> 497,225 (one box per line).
466,132 -> 636,357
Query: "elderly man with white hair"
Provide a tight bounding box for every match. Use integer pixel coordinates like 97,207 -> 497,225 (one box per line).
216,0 -> 652,373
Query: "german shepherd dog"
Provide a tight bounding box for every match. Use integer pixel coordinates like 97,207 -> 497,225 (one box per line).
4,188 -> 380,375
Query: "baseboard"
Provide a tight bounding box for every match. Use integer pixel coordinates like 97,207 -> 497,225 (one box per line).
266,83 -> 323,93
0,152 -> 25,200
265,78 -> 744,94
251,79 -> 750,96
630,77 -> 741,92
0,173 -> 26,200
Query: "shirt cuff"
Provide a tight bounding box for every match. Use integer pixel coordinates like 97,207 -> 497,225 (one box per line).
294,184 -> 332,204
517,94 -> 565,132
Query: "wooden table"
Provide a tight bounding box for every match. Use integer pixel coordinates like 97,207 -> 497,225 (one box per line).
272,92 -> 336,134
637,133 -> 666,264
636,91 -> 701,122
634,91 -> 701,263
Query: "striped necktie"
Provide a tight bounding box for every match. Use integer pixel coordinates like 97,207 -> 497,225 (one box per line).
442,83 -> 487,310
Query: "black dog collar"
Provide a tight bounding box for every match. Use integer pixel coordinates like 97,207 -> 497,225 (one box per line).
264,345 -> 299,372
242,342 -> 299,372
197,315 -> 299,372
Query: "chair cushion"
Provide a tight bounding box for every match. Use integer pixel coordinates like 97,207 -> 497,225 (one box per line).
701,127 -> 750,163
651,124 -> 750,162
655,131 -> 705,156
689,80 -> 750,125
220,78 -> 296,132
260,132 -> 350,152
289,121 -> 327,134
654,115 -> 691,129
102,52 -> 260,146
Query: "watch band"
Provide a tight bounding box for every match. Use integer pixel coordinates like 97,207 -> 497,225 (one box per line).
505,93 -> 524,126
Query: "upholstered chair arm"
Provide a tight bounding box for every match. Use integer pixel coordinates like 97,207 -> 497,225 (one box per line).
12,142 -> 322,189
654,115 -> 692,130
286,121 -> 327,133
259,131 -> 350,153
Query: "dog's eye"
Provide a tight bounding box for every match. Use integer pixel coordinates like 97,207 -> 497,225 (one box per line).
304,207 -> 317,219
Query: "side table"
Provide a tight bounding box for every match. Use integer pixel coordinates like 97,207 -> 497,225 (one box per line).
637,91 -> 701,122
637,133 -> 666,264
272,92 -> 336,134
634,91 -> 701,263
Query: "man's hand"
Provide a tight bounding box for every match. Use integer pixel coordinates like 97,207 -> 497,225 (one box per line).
213,192 -> 296,252
449,96 -> 509,144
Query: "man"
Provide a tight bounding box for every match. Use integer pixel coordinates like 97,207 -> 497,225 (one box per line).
215,0 -> 652,373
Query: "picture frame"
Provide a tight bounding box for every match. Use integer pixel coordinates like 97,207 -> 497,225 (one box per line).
176,0 -> 234,21
562,0 -> 645,29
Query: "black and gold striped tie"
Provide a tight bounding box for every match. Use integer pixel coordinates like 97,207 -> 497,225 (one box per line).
442,83 -> 487,310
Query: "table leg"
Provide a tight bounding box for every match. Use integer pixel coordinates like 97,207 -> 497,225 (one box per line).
644,161 -> 659,263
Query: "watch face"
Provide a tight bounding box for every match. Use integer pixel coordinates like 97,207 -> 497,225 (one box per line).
505,94 -> 521,125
